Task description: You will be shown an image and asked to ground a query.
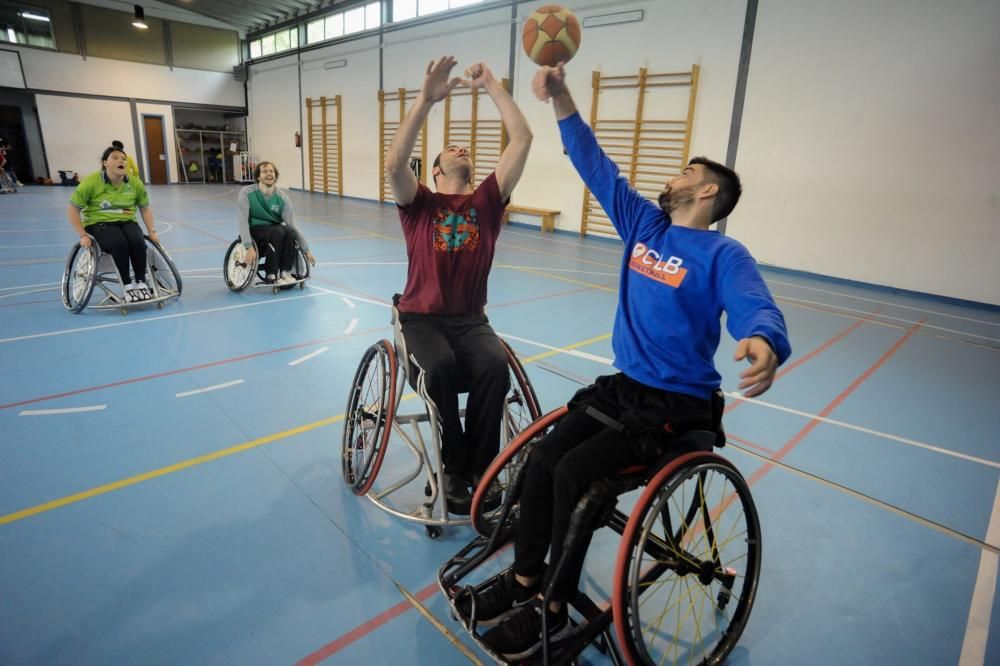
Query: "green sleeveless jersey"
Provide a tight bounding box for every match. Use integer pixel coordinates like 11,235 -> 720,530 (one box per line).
248,189 -> 285,227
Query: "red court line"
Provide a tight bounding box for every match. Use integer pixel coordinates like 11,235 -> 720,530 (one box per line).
724,307 -> 882,415
294,583 -> 439,666
744,318 -> 925,487
0,326 -> 388,411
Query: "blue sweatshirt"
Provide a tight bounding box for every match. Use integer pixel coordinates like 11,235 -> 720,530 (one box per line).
560,112 -> 791,399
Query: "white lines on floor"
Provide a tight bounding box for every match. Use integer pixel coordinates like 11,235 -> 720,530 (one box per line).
725,392 -> 1000,470
959,476 -> 1000,665
175,379 -> 244,398
770,278 -> 1000,328
0,280 -> 59,291
495,263 -> 619,277
776,294 -> 1000,344
498,332 -> 614,366
288,347 -> 329,366
0,242 -> 77,248
344,318 -> 359,334
341,297 -> 356,309
19,404 -> 107,416
0,291 -> 338,344
0,286 -> 57,299
315,261 -> 407,266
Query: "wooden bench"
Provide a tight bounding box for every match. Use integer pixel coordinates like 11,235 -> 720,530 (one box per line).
503,205 -> 560,233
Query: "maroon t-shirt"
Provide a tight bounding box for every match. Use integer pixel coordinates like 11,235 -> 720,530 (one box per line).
397,173 -> 507,315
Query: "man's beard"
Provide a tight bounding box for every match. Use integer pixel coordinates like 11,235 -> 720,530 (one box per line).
442,159 -> 473,185
658,185 -> 695,215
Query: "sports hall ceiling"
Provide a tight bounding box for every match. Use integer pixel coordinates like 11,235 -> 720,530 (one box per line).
155,0 -> 345,34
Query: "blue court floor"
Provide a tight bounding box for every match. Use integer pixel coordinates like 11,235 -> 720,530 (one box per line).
0,184 -> 998,665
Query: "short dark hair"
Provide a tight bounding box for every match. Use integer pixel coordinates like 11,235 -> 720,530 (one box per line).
254,161 -> 279,181
689,156 -> 742,222
111,140 -> 124,150
101,146 -> 126,162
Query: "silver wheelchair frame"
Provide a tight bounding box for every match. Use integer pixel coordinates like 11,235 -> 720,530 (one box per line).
342,303 -> 542,538
61,233 -> 182,314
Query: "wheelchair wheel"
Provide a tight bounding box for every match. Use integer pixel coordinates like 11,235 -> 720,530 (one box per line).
499,338 -> 541,441
470,406 -> 569,537
223,240 -> 255,292
61,240 -> 98,313
613,453 -> 761,666
342,339 -> 398,496
147,237 -> 183,297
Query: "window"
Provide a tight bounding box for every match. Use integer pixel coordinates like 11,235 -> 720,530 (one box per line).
249,26 -> 298,60
0,3 -> 56,49
365,2 -> 381,29
307,19 -> 323,44
324,14 -> 343,39
343,6 -> 365,34
392,0 -> 483,23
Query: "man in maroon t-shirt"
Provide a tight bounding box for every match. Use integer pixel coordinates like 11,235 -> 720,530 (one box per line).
385,56 -> 533,513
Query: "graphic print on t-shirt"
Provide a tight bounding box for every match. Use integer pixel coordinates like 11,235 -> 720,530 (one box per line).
433,206 -> 480,253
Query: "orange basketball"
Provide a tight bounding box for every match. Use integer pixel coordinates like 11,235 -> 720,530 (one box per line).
522,5 -> 581,67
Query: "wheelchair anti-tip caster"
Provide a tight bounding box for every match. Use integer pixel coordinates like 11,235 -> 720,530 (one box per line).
426,525 -> 442,539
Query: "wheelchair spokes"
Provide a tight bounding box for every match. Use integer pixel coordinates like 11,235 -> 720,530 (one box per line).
622,458 -> 761,665
342,340 -> 397,495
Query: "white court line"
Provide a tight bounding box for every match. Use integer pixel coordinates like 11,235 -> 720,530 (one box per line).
0,280 -> 60,291
725,392 -> 1000,470
496,264 -> 619,277
0,286 -> 58,299
0,242 -> 76,248
769,278 -> 1000,328
777,294 -> 1000,344
287,347 -> 329,366
20,404 -> 106,416
0,228 -> 76,233
0,290 -> 344,344
175,379 -> 244,398
959,476 -> 1000,665
315,261 -> 407,266
498,332 -> 614,366
341,297 -> 356,309
344,317 -> 359,334
501,227 -> 623,256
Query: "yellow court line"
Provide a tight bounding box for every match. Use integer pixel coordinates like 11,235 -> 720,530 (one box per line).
0,414 -> 344,526
521,333 -> 612,364
0,333 -> 611,527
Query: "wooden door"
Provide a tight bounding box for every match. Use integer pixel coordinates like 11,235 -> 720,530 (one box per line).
142,115 -> 168,184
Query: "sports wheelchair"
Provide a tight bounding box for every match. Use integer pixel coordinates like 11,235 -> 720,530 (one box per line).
438,397 -> 761,665
341,298 -> 542,538
223,236 -> 311,294
61,234 -> 182,314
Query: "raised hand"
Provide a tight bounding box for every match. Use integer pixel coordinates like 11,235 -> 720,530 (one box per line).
532,62 -> 567,102
421,56 -> 463,103
463,62 -> 496,89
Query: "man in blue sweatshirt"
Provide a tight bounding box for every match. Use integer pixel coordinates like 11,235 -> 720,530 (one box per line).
471,63 -> 792,659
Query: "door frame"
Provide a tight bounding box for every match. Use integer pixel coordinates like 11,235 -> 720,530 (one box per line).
141,113 -> 170,185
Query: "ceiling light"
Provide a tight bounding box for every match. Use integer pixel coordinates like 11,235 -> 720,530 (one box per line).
132,5 -> 149,29
18,11 -> 50,22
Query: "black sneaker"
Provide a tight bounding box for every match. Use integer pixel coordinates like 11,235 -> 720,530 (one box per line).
481,601 -> 570,659
456,569 -> 540,627
472,473 -> 503,513
424,472 -> 472,515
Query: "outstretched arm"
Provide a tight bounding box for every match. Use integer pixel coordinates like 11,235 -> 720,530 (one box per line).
385,56 -> 463,205
533,63 -> 661,237
465,63 -> 533,201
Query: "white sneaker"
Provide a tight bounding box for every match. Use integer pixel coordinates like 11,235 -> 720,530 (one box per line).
134,281 -> 151,300
124,284 -> 138,303
278,273 -> 295,285
266,273 -> 277,284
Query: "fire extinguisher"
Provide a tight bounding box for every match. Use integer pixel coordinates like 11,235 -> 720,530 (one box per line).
294,131 -> 301,148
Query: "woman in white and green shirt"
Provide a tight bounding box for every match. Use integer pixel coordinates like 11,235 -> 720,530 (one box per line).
237,161 -> 315,284
67,146 -> 160,301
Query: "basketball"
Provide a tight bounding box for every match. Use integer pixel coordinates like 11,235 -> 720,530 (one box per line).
522,5 -> 581,67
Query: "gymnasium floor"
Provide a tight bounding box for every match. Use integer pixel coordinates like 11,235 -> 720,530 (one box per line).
1,183 -> 998,665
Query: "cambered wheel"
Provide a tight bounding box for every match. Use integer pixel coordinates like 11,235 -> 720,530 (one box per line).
613,453 -> 761,666
62,240 -> 98,313
342,339 -> 398,496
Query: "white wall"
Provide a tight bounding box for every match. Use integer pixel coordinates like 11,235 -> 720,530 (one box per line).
246,54 -> 302,190
8,44 -> 243,106
36,95 -> 133,178
737,0 -> 1000,305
